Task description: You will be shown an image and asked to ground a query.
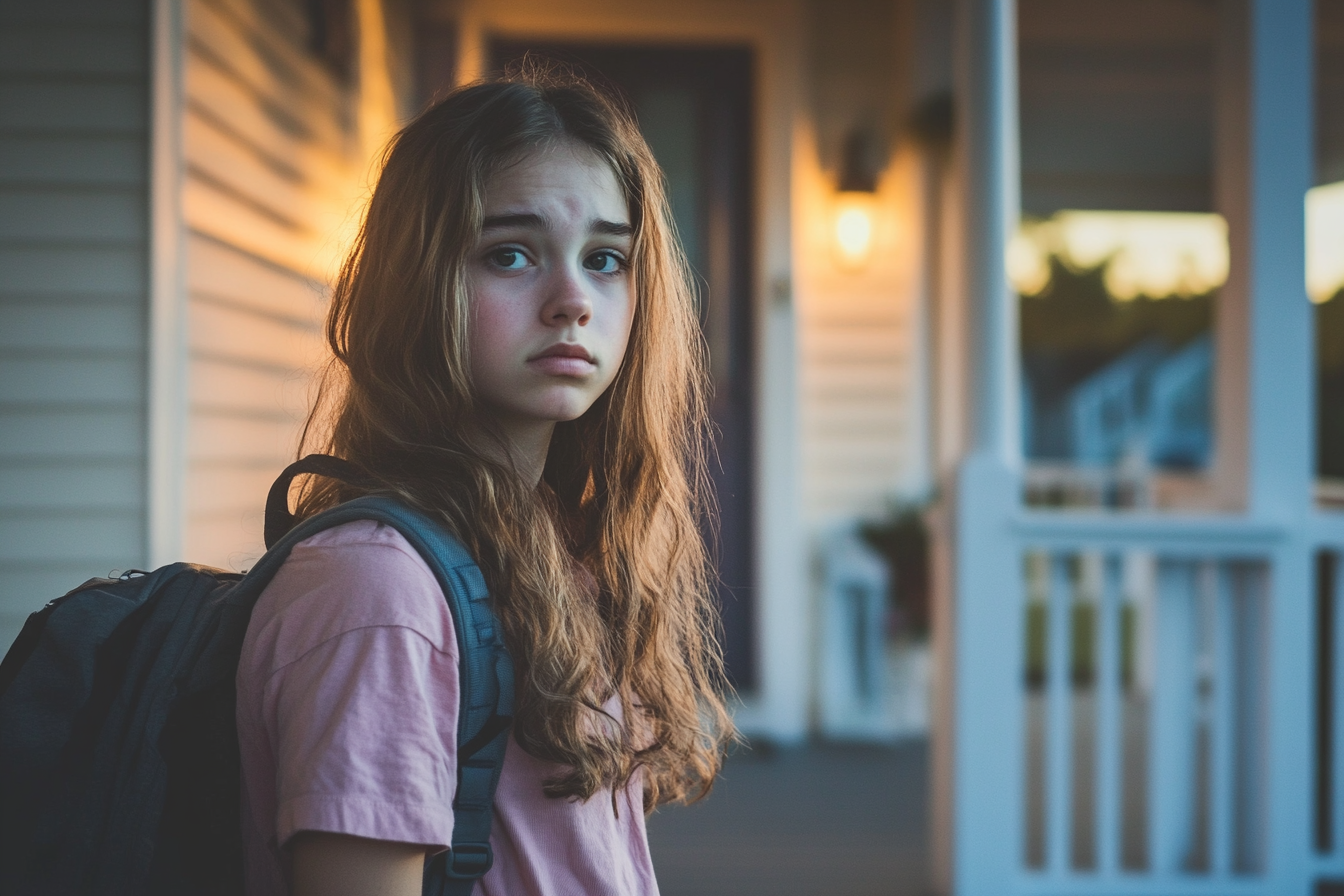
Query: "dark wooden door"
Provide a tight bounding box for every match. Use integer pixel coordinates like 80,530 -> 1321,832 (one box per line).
486,42 -> 759,690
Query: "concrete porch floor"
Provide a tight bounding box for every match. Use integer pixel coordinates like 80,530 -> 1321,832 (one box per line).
646,739 -> 931,896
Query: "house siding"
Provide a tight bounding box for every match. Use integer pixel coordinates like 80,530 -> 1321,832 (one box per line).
180,0 -> 362,569
797,149 -> 925,523
0,0 -> 152,650
800,306 -> 912,518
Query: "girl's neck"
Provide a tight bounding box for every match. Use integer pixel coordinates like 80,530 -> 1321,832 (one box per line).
479,419 -> 554,487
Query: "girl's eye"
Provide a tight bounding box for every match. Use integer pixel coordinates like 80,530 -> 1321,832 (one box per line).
584,250 -> 625,274
488,248 -> 528,271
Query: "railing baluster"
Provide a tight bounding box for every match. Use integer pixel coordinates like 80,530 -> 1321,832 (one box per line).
1046,553 -> 1073,874
1209,561 -> 1235,876
1095,553 -> 1122,876
1023,550 -> 1048,870
1333,551 -> 1344,864
1232,562 -> 1270,873
1151,558 -> 1196,873
1121,551 -> 1154,872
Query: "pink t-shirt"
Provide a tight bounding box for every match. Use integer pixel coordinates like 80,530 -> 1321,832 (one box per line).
235,520 -> 659,896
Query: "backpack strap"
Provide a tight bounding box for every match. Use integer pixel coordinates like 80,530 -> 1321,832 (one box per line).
263,453 -> 382,550
256,457 -> 514,896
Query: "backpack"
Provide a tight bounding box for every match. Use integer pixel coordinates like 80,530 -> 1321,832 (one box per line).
0,454 -> 515,896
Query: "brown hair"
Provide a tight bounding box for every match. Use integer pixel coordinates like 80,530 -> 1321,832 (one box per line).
295,75 -> 734,808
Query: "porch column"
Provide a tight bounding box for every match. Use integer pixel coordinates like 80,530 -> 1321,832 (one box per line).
1212,0 -> 1315,517
1236,0 -> 1314,887
957,0 -> 1020,467
1241,0 -> 1314,518
940,0 -> 1023,893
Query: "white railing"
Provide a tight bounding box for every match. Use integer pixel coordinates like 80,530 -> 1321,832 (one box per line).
962,508 -> 1344,896
999,512 -> 1282,895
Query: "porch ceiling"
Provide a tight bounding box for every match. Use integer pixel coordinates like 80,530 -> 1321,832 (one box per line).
1018,0 -> 1217,216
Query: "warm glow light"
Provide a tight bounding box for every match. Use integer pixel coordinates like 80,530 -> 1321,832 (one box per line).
836,208 -> 872,257
1308,180 -> 1344,303
1010,211 -> 1228,300
1007,230 -> 1050,296
834,192 -> 876,269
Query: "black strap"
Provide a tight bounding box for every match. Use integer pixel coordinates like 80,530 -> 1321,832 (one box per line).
264,454 -> 380,549
255,461 -> 515,896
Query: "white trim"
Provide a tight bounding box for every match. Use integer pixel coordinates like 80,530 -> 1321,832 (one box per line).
751,5 -> 809,744
148,0 -> 187,567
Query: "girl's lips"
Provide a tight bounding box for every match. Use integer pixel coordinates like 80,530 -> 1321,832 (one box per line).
529,355 -> 597,377
527,344 -> 596,377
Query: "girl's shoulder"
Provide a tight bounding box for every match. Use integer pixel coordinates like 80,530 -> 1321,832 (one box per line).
244,519 -> 459,676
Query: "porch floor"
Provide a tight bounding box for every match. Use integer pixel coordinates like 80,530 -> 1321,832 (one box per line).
646,739 -> 931,896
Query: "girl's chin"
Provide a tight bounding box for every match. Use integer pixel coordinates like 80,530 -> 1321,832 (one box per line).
532,388 -> 607,422
493,399 -> 599,428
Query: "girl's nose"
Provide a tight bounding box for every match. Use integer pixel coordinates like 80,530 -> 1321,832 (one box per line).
540,265 -> 592,326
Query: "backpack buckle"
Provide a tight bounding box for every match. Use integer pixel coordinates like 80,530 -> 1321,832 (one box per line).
446,842 -> 494,879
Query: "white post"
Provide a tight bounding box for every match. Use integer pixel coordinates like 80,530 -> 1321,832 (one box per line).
1238,0 -> 1315,889
957,0 -> 1020,468
1243,0 -> 1314,519
943,0 -> 1023,893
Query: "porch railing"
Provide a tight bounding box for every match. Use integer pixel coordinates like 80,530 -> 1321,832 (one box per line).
966,509 -> 1344,895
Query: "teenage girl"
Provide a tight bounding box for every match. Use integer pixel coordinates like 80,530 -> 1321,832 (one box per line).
234,76 -> 735,896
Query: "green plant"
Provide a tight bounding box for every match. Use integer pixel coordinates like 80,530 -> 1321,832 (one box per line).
858,504 -> 930,638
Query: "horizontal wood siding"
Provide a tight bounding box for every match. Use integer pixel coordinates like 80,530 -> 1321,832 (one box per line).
182,0 -> 355,569
797,153 -> 924,525
800,274 -> 914,521
0,0 -> 151,650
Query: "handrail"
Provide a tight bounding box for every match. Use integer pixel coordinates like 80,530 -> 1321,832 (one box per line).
1013,508 -> 1344,553
1013,510 -> 1283,552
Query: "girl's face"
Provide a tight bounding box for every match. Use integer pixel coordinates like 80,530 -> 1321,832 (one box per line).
466,141 -> 635,457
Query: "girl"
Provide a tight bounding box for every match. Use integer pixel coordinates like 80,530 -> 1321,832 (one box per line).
235,75 -> 735,896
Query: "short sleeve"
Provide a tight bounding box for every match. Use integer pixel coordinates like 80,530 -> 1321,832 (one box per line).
246,522 -> 462,852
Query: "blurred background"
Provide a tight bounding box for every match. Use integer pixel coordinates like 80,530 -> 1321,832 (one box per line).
1,0 -> 1342,893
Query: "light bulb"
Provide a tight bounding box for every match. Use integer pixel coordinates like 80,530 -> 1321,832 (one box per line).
833,192 -> 876,269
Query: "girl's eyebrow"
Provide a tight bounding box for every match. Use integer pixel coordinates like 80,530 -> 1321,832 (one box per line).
480,213 -> 632,238
593,220 -> 634,237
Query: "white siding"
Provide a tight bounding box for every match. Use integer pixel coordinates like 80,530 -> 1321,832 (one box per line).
796,149 -> 925,523
180,0 -> 365,569
800,281 -> 914,520
0,0 -> 151,650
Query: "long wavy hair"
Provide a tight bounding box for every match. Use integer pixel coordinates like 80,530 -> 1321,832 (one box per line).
294,75 -> 735,808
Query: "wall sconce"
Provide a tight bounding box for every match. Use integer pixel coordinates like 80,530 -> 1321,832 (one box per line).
833,128 -> 882,270
834,192 -> 877,269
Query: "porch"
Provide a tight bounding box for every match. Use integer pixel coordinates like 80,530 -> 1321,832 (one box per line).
649,741 -> 930,896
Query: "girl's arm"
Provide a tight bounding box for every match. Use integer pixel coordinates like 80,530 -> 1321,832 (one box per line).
291,832 -> 427,896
